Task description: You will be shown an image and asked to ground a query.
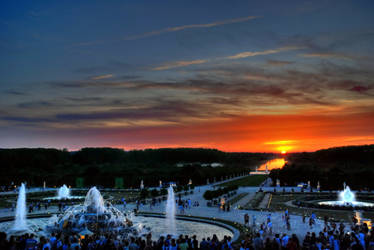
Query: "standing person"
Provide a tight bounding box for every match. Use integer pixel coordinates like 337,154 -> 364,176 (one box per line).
179,239 -> 188,250
244,213 -> 249,226
252,215 -> 257,228
309,217 -> 313,229
267,220 -> 273,235
123,199 -> 127,210
192,235 -> 198,249
281,234 -> 289,250
25,234 -> 38,250
254,233 -> 263,250
170,239 -> 177,250
286,216 -> 291,230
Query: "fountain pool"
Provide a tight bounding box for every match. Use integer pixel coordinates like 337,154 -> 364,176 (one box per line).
2,186 -> 235,241
318,185 -> 374,208
0,216 -> 233,241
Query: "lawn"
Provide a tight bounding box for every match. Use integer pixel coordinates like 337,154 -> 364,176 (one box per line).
217,175 -> 267,187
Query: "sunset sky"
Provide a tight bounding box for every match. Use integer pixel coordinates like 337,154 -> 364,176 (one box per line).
1,0 -> 374,152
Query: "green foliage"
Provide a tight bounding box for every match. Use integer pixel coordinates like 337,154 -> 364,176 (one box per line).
114,178 -> 124,189
203,185 -> 238,200
75,178 -> 84,188
160,188 -> 167,196
150,189 -> 159,197
0,147 -> 272,187
270,145 -> 374,190
140,188 -> 149,199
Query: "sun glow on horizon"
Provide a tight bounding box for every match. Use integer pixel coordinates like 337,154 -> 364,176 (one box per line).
264,140 -> 296,153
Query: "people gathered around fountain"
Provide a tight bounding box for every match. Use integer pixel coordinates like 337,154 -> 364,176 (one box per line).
4,183 -> 374,249
1,218 -> 374,250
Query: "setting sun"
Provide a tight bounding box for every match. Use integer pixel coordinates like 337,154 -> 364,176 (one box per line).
281,150 -> 287,154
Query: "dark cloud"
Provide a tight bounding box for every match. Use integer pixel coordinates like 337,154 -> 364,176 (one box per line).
1,116 -> 51,123
350,86 -> 370,93
266,60 -> 293,66
54,100 -> 212,122
3,90 -> 27,96
17,101 -> 54,109
65,97 -> 103,102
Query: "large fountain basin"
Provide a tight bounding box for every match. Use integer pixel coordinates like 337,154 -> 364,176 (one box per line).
0,215 -> 234,241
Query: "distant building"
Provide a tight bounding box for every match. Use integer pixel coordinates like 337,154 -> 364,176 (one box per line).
176,162 -> 224,168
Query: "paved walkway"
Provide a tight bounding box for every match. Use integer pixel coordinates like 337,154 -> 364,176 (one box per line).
234,192 -> 255,208
0,175 -> 359,239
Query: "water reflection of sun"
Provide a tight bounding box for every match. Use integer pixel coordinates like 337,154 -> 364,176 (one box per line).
258,158 -> 286,171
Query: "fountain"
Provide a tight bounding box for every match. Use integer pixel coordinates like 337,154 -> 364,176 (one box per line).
165,185 -> 176,235
318,185 -> 374,208
43,185 -> 83,201
340,185 -> 355,204
58,184 -> 70,199
0,185 -> 235,240
46,187 -> 138,235
13,183 -> 27,231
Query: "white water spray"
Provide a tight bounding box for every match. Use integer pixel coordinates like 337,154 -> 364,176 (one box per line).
84,186 -> 105,214
57,184 -> 70,199
13,183 -> 27,230
166,185 -> 176,235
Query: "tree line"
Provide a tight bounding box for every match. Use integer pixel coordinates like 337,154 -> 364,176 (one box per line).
0,147 -> 272,188
269,145 -> 374,190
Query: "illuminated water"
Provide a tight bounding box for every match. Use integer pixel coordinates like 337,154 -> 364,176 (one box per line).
57,185 -> 70,199
258,158 -> 286,171
0,217 -> 233,241
13,183 -> 27,231
166,186 -> 176,235
318,185 -> 374,207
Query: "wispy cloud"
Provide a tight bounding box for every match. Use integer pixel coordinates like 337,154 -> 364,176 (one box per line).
152,46 -> 302,71
91,74 -> 114,80
152,59 -> 207,71
124,16 -> 258,41
226,46 -> 303,59
301,52 -> 354,60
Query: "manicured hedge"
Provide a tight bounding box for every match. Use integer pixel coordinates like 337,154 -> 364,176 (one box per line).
203,185 -> 238,200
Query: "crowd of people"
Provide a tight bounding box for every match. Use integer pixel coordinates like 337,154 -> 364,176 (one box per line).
1,221 -> 373,250
0,231 -> 234,250
241,222 -> 374,250
1,213 -> 373,250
